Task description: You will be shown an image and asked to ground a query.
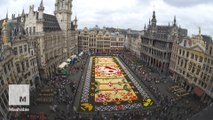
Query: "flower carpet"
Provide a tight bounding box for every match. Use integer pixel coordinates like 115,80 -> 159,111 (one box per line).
79,56 -> 154,112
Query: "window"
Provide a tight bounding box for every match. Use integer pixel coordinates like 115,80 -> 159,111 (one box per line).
194,78 -> 197,83
33,27 -> 35,34
188,62 -> 192,71
196,65 -> 201,75
179,49 -> 182,55
209,67 -> 212,73
30,27 -> 32,34
184,60 -> 187,68
13,47 -> 17,55
195,55 -> 198,61
0,76 -> 4,86
19,46 -> 23,54
191,53 -> 194,59
181,59 -> 183,67
192,66 -> 195,73
203,64 -> 206,70
8,64 -> 10,71
4,65 -> 7,74
22,62 -> 25,71
26,61 -> 29,68
186,52 -> 189,58
24,45 -> 27,52
16,64 -> 20,73
199,56 -> 203,62
26,28 -> 28,34
204,57 -> 207,62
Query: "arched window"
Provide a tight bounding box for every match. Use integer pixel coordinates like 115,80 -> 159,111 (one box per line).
210,46 -> 212,55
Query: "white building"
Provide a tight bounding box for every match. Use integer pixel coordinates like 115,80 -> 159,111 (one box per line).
125,29 -> 142,58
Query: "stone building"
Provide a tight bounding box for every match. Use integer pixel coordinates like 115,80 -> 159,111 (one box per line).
169,29 -> 213,103
0,17 -> 41,119
140,11 -> 188,74
125,29 -> 143,58
0,19 -> 27,119
78,27 -> 124,53
0,0 -> 78,119
0,48 -> 16,120
11,0 -> 78,79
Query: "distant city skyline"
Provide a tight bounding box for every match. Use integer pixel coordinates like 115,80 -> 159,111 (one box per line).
0,0 -> 213,36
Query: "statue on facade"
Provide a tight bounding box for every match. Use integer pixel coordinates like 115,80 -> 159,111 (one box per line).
2,20 -> 8,45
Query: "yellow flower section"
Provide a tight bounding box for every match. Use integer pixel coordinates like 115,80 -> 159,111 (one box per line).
94,57 -> 138,103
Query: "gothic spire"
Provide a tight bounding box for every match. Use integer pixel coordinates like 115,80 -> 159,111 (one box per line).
38,0 -> 44,11
152,10 -> 156,19
74,16 -> 77,22
199,27 -> 201,35
151,11 -> 157,27
40,0 -> 43,7
149,19 -> 150,25
22,8 -> 25,16
6,10 -> 8,19
173,16 -> 176,26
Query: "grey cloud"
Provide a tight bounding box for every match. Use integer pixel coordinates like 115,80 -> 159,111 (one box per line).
163,0 -> 213,7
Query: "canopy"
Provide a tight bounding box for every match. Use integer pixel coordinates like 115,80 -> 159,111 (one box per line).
58,62 -> 68,69
67,58 -> 71,63
70,54 -> 77,59
79,51 -> 84,57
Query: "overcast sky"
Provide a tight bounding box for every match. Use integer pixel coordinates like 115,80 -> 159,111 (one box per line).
0,0 -> 213,36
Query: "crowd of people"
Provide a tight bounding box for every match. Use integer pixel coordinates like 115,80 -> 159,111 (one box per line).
13,52 -> 207,120
63,52 -> 206,120
114,51 -> 207,120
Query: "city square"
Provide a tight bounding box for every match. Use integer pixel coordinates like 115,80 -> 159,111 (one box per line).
76,56 -> 155,112
0,0 -> 213,120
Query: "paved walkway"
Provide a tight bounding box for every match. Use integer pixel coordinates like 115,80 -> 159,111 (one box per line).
28,55 -> 88,120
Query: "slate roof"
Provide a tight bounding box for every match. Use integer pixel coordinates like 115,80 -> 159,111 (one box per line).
43,13 -> 61,32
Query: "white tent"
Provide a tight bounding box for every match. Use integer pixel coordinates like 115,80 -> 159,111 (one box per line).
58,62 -> 68,69
67,58 -> 71,63
70,55 -> 77,59
79,51 -> 84,57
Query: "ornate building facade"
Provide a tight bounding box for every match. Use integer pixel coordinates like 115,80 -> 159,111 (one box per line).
17,0 -> 78,79
140,11 -> 187,74
0,19 -> 40,119
125,29 -> 143,58
78,27 -> 124,53
0,0 -> 78,119
169,29 -> 213,103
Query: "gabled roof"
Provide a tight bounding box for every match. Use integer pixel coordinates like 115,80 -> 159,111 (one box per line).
190,44 -> 206,53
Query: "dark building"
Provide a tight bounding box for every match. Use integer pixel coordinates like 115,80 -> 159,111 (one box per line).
140,11 -> 187,74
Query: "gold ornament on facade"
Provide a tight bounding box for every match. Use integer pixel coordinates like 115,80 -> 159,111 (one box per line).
2,20 -> 7,29
2,20 -> 8,45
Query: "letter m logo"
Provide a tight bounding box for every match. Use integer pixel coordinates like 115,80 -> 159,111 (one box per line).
9,85 -> 30,105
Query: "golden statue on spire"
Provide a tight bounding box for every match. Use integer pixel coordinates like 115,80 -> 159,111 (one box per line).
2,20 -> 7,29
2,20 -> 8,45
